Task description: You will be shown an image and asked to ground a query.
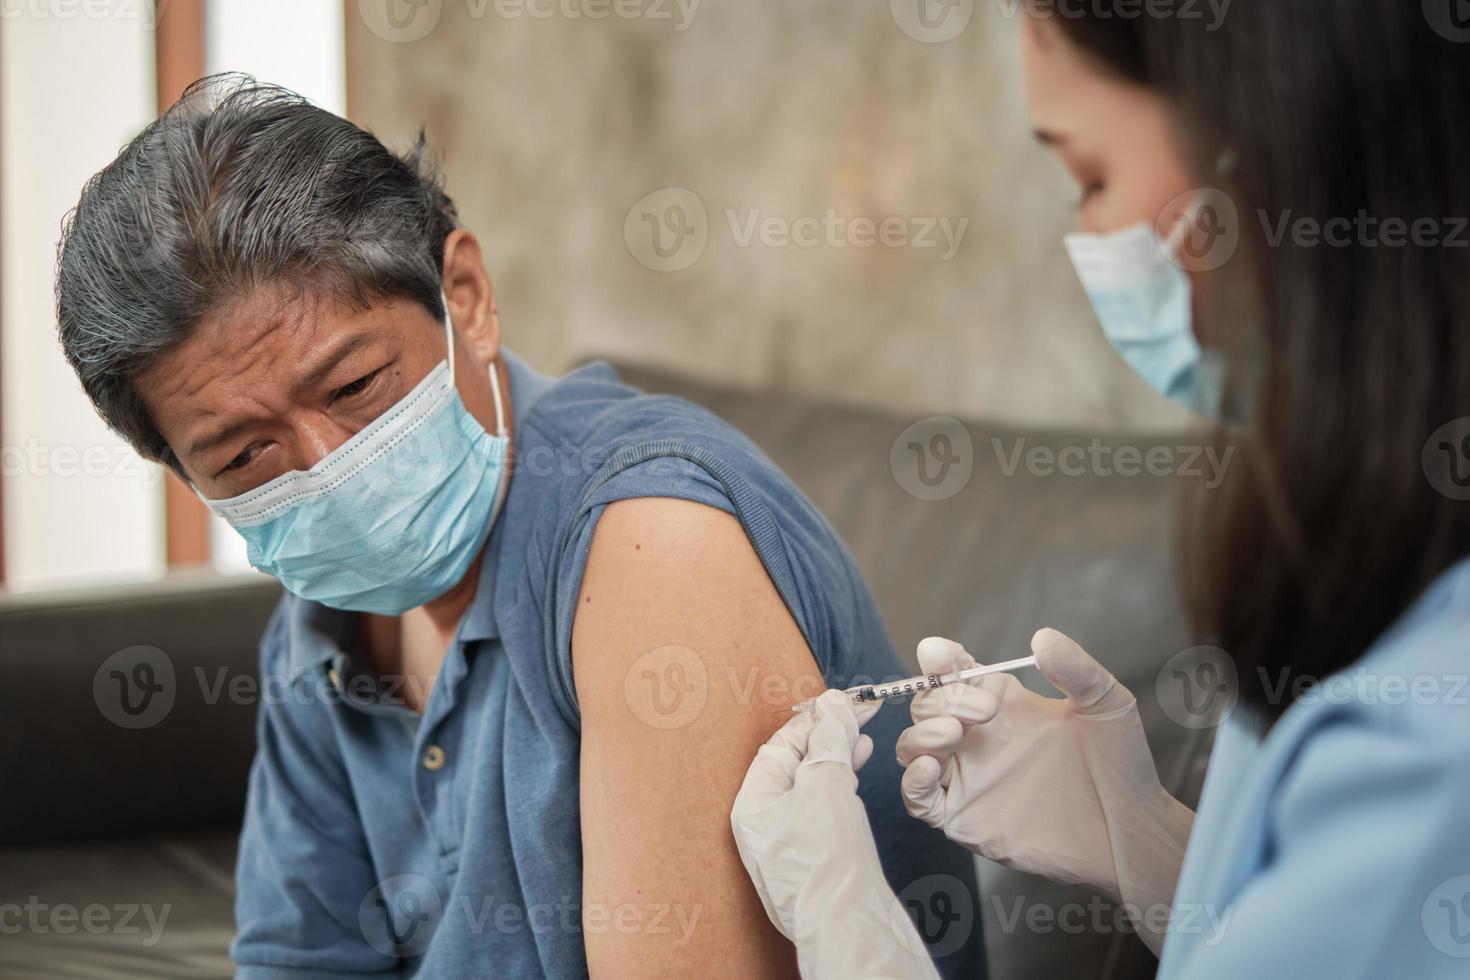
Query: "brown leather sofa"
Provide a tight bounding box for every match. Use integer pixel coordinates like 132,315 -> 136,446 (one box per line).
0,360 -> 1215,979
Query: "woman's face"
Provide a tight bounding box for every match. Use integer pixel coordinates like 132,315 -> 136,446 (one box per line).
1020,12 -> 1247,348
1020,13 -> 1195,238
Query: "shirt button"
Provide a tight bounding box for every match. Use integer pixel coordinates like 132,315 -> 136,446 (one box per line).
423,745 -> 447,771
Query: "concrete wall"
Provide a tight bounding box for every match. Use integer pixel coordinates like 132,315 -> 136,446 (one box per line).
346,0 -> 1190,432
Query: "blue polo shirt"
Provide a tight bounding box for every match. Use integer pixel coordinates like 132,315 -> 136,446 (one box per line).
231,351 -> 984,979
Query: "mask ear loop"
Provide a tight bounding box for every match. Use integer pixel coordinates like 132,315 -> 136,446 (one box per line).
1161,147 -> 1237,259
441,290 -> 457,382
487,355 -> 508,439
1163,198 -> 1201,255
1164,150 -> 1237,257
441,289 -> 508,439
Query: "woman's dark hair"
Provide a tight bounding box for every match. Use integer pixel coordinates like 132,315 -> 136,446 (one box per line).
1029,1 -> 1470,725
56,73 -> 459,473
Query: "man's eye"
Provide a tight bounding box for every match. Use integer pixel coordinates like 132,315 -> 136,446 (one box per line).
224,447 -> 256,472
335,369 -> 380,401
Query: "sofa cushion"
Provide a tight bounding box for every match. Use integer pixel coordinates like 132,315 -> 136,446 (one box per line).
0,574 -> 280,845
0,830 -> 238,979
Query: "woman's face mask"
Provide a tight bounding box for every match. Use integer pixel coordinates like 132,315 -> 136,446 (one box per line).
1063,205 -> 1226,421
1020,13 -> 1239,422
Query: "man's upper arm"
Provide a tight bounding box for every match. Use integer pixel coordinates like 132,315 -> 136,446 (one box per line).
571,496 -> 828,979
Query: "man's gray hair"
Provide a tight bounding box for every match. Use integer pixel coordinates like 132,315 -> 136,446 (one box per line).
55,72 -> 459,473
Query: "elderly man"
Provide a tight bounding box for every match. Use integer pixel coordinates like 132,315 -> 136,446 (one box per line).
54,75 -> 981,978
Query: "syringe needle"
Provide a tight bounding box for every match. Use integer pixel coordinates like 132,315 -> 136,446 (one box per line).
951,655 -> 1037,682
791,654 -> 1038,712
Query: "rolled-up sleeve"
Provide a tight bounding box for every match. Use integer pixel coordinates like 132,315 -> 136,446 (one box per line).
231,610 -> 395,979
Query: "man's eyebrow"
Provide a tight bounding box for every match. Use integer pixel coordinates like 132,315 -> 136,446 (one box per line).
182,331 -> 379,460
184,416 -> 258,460
1033,128 -> 1065,146
295,331 -> 378,394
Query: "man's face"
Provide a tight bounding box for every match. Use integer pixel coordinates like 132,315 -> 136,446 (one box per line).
139,287 -> 465,500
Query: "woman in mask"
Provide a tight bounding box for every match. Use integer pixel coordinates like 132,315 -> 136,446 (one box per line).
730,2 -> 1470,977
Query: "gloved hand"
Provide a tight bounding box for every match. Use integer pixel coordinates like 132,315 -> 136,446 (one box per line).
897,629 -> 1195,956
732,691 -> 940,980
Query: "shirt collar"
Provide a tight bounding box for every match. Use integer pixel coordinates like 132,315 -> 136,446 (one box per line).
281,347 -> 558,675
1390,552 -> 1470,637
454,348 -> 554,645
284,595 -> 350,681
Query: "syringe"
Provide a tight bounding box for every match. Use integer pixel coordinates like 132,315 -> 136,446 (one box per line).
792,655 -> 1038,712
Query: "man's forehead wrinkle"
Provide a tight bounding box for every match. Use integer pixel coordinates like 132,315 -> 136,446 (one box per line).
145,289 -> 401,453
195,337 -> 278,399
146,297 -> 315,425
204,282 -> 340,355
169,313 -> 291,400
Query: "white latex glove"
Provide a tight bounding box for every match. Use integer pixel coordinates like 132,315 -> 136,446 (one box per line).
732,691 -> 941,980
897,629 -> 1196,957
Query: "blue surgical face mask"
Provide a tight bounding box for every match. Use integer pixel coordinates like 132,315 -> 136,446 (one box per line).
203,293 -> 510,614
1064,208 -> 1225,421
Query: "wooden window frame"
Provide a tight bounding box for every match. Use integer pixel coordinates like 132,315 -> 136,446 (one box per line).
156,0 -> 212,568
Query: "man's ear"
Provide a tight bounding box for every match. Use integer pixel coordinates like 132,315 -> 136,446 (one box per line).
441,229 -> 500,365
